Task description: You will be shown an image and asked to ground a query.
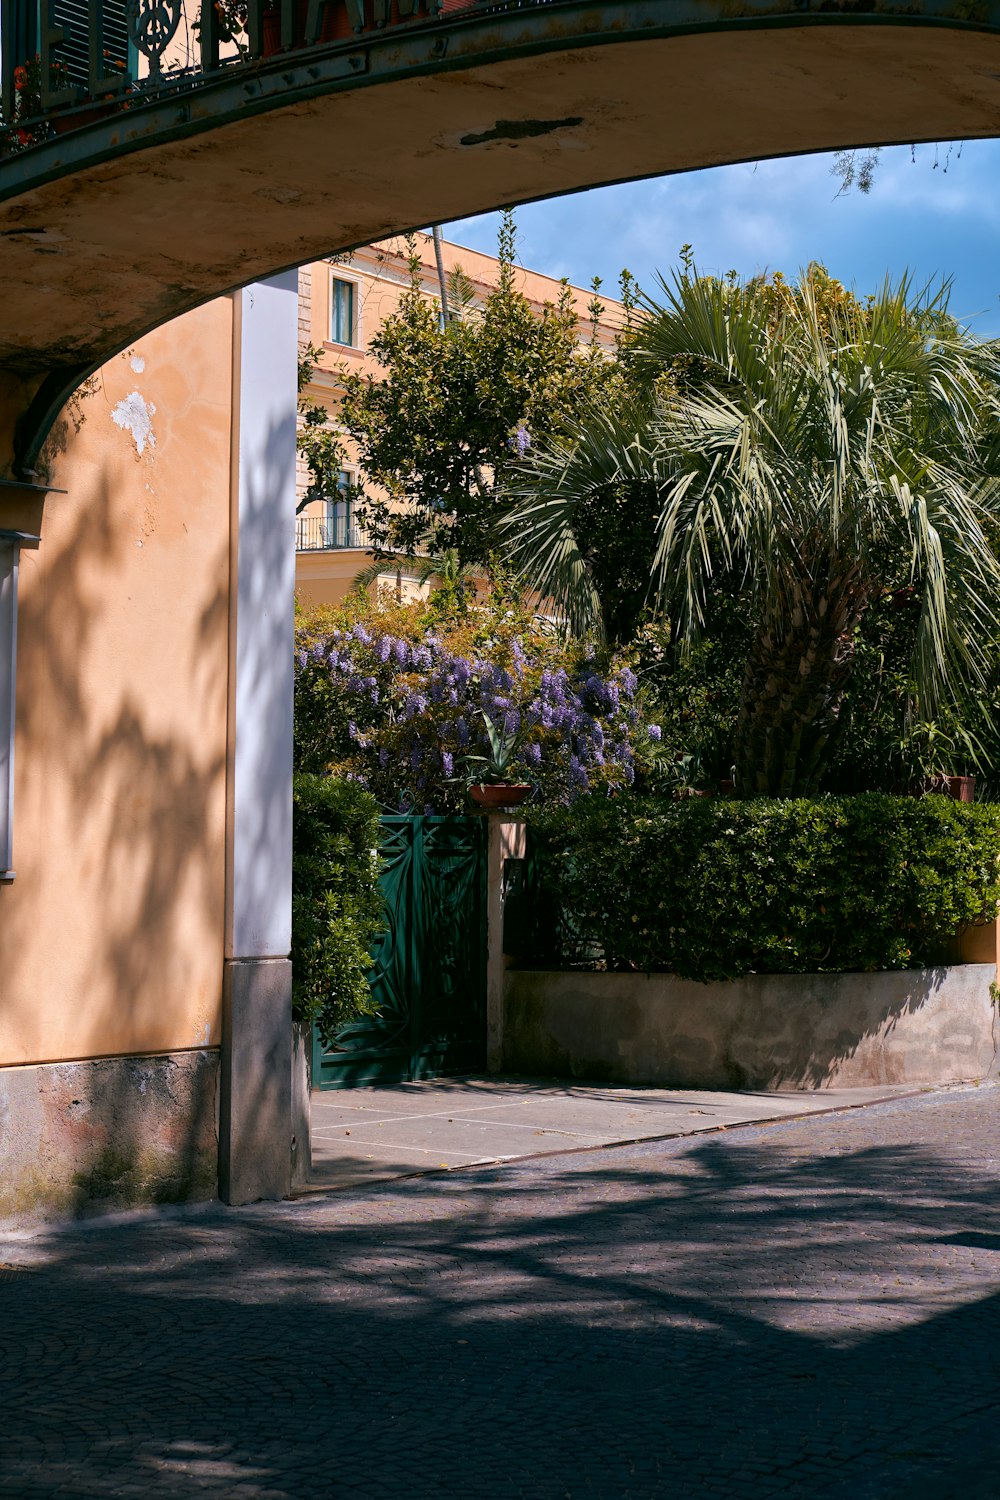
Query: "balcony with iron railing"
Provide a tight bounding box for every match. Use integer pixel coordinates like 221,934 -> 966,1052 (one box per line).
295,512 -> 365,552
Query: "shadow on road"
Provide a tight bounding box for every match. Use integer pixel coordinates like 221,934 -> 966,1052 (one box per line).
2,1101 -> 998,1499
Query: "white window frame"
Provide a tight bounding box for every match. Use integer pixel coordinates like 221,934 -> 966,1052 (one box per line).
328,272 -> 361,348
325,468 -> 359,549
0,529 -> 37,882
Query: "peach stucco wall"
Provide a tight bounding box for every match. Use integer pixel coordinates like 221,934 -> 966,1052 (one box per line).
0,299 -> 233,1066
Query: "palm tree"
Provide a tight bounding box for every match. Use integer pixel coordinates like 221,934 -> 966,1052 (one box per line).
499,267 -> 1000,796
353,543 -> 476,602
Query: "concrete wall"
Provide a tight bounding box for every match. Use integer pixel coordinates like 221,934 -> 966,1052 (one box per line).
0,1050 -> 219,1227
502,966 -> 1000,1090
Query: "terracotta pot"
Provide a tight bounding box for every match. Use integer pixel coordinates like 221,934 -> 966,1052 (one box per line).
51,101 -> 119,134
908,774 -> 976,802
469,783 -> 531,809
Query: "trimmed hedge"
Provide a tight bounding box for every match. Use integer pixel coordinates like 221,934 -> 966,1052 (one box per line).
292,775 -> 384,1039
528,794 -> 1000,981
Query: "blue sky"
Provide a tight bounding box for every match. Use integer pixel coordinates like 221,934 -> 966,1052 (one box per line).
446,140 -> 1000,337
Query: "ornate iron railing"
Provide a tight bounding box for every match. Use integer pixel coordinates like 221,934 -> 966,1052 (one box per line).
313,813 -> 487,1087
295,512 -> 364,551
0,0 -> 561,149
502,826 -> 603,969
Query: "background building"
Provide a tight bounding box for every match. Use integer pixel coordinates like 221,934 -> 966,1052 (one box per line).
294,232 -> 625,612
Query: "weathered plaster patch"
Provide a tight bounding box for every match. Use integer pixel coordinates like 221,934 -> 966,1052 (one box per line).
130,354 -> 146,373
0,1050 -> 219,1227
112,391 -> 156,456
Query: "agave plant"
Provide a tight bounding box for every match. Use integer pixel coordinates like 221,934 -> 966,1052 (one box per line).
500,267 -> 1000,797
459,710 -> 530,787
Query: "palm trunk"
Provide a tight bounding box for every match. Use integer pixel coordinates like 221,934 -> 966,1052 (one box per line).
432,225 -> 450,329
735,563 -> 869,797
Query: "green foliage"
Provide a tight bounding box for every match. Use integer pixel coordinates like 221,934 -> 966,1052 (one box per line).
293,570 -> 647,812
528,793 -> 1000,981
630,592 -> 751,792
459,710 -> 528,787
337,214 -> 622,564
824,584 -> 1000,793
297,342 -> 348,517
503,264 -> 1000,794
635,584 -> 1000,797
291,774 -> 384,1040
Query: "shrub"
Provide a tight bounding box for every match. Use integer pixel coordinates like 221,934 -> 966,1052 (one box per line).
294,583 -> 652,811
527,793 -> 1000,980
291,775 -> 384,1039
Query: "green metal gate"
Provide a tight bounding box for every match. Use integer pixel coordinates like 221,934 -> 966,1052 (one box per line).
312,815 -> 488,1088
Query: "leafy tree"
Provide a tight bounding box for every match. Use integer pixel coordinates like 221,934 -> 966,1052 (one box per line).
501,265 -> 1000,797
336,213 -> 625,563
297,342 -> 347,517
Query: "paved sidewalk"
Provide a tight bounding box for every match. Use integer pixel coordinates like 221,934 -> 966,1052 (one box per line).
307,1075 -> 921,1188
2,1083 -> 997,1499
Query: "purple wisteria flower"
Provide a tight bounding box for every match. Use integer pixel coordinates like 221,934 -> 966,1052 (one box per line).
648,724 -> 662,742
297,613 -> 650,809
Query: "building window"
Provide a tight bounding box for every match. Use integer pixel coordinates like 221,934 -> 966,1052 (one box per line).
0,529 -> 36,881
325,471 -> 358,548
9,3 -> 136,93
330,278 -> 356,347
295,473 -> 361,551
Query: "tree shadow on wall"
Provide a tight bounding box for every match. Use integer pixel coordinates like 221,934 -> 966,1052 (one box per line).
0,451 -> 231,1220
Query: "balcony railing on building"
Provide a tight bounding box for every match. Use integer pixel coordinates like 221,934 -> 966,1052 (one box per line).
296,512 -> 364,552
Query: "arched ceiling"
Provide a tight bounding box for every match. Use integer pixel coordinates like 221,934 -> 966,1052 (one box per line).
3,0 -> 1000,473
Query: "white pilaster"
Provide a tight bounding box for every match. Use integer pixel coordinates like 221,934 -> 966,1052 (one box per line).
0,538 -> 18,880
226,272 -> 298,960
221,271 -> 298,1205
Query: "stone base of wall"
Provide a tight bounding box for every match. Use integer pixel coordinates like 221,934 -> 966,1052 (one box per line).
502,966 -> 999,1090
0,1049 -> 219,1228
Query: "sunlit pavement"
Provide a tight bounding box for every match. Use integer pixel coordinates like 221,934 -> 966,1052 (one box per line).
2,1083 -> 997,1499
307,1076 -> 922,1189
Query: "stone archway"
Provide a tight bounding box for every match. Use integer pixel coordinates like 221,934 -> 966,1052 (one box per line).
4,0 -> 1000,473
4,0 -> 1000,1214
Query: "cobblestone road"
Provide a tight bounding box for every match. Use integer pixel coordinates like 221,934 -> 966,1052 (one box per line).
2,1085 -> 998,1499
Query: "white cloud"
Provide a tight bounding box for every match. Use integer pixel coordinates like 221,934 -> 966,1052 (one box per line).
446,140 -> 1000,333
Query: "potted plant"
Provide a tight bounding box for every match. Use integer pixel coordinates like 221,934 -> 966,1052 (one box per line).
2,55 -> 133,153
460,713 -> 533,808
897,719 -> 979,802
